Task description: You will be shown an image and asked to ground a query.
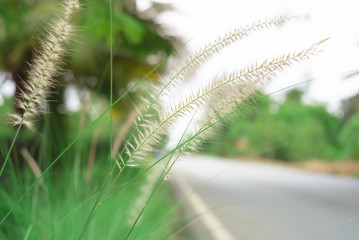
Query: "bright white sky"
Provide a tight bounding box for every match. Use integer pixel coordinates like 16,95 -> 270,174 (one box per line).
138,0 -> 359,114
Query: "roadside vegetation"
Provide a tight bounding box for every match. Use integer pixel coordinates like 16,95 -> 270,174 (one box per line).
203,89 -> 359,175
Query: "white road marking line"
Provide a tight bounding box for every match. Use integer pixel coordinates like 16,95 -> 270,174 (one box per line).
175,174 -> 236,240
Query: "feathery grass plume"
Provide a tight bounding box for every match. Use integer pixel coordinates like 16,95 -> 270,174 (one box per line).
167,15 -> 290,81
142,16 -> 291,116
161,40 -> 325,126
118,39 -> 326,171
10,0 -> 80,130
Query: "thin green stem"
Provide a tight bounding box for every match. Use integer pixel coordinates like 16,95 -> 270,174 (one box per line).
0,123 -> 22,178
78,2 -> 114,237
109,0 -> 113,160
78,189 -> 103,240
78,167 -> 122,239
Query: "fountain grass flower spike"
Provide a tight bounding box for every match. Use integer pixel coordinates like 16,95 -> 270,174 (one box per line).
0,0 -> 80,178
142,16 -> 292,117
10,0 -> 80,130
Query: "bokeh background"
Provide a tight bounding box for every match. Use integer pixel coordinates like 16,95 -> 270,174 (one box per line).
1,1 -> 359,239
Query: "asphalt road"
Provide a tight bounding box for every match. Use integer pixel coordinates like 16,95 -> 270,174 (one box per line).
172,155 -> 359,240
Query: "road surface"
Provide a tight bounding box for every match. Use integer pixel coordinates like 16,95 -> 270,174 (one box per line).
172,155 -> 359,240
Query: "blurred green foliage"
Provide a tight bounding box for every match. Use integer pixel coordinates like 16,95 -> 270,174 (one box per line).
0,0 -> 178,118
206,89 -> 359,162
339,109 -> 359,160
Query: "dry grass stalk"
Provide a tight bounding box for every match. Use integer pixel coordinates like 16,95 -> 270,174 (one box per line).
20,148 -> 43,184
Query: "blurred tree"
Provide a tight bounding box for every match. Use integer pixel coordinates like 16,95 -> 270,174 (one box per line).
339,92 -> 359,160
341,93 -> 359,122
0,0 -> 180,119
272,90 -> 341,161
339,107 -> 359,160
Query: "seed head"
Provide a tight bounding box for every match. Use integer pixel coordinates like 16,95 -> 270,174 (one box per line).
10,0 -> 80,129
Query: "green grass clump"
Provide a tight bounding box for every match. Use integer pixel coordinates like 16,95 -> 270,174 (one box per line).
0,156 -> 177,239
